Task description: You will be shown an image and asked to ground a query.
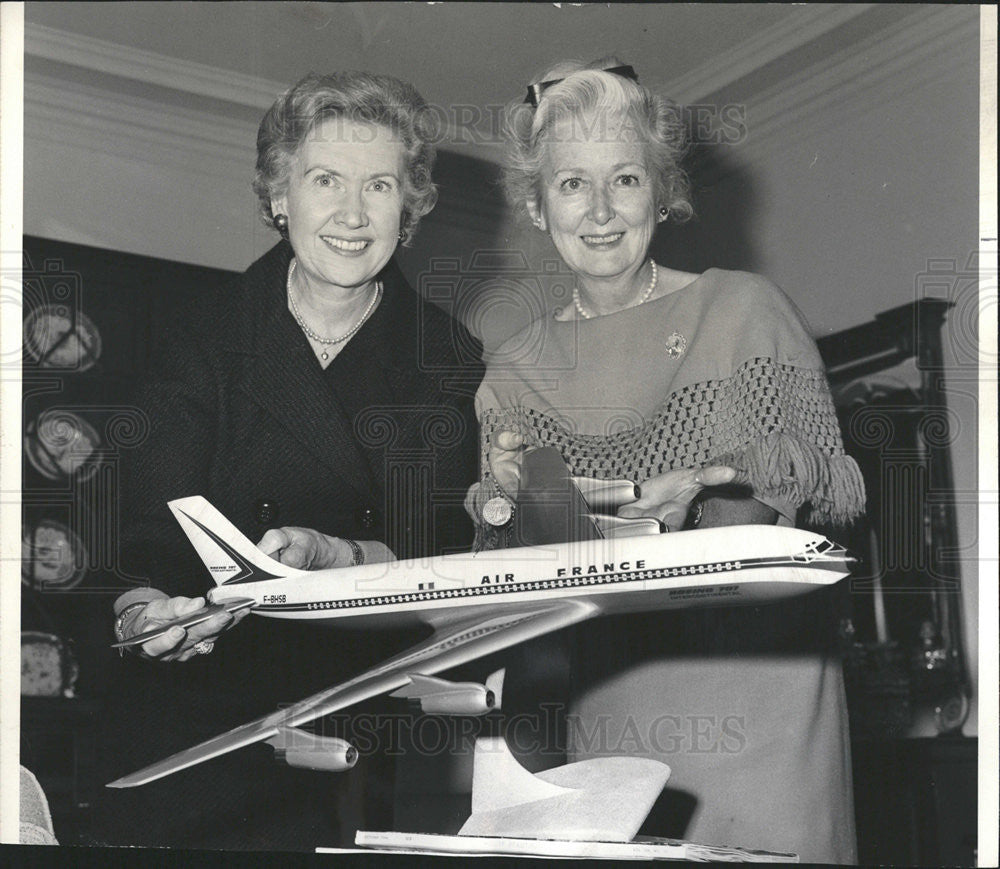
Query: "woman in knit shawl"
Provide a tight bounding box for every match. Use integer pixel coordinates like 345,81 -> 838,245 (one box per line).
470,58 -> 865,863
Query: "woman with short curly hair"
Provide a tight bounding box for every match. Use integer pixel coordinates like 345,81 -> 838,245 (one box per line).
100,70 -> 482,849
253,71 -> 438,246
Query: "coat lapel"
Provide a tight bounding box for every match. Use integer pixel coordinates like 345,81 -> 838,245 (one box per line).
231,243 -> 378,501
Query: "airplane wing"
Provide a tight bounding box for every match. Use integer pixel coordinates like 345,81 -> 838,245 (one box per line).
108,598 -> 597,787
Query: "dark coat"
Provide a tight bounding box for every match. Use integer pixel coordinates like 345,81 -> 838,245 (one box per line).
96,241 -> 483,849
121,239 -> 483,591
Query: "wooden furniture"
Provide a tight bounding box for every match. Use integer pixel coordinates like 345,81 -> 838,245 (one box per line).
19,697 -> 103,845
817,300 -> 976,865
852,736 -> 977,866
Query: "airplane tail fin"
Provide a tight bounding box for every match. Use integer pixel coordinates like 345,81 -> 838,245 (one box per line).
168,496 -> 296,586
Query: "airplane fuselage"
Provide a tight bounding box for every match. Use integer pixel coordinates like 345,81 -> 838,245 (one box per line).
207,525 -> 850,629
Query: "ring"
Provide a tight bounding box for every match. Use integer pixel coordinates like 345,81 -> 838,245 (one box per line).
192,640 -> 214,655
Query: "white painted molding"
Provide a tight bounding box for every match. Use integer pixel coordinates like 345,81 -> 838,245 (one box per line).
25,21 -> 286,110
26,11 -> 883,129
24,10 -> 971,219
23,20 -> 474,150
25,74 -> 257,178
693,6 -> 979,177
23,20 -> 505,226
26,9 -> 963,177
24,74 -> 505,232
743,5 -> 979,141
661,4 -> 877,104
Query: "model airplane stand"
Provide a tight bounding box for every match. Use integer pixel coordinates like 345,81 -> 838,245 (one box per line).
352,735 -> 798,861
459,735 -> 669,841
354,734 -> 672,856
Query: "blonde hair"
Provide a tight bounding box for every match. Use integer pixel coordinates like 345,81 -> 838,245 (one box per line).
501,57 -> 692,223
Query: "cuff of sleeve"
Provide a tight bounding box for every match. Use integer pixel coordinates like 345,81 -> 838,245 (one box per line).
114,587 -> 169,617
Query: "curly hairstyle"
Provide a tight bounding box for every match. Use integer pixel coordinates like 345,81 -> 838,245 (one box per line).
252,71 -> 438,246
501,57 -> 692,224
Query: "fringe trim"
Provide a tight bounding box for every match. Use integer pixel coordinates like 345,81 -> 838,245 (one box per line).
715,431 -> 866,527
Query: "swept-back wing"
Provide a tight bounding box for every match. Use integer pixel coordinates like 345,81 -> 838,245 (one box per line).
108,599 -> 596,787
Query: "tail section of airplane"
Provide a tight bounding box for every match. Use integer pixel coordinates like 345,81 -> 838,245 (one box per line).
167,496 -> 296,586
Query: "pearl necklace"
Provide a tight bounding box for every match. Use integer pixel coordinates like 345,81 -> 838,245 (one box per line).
572,260 -> 658,320
286,259 -> 382,361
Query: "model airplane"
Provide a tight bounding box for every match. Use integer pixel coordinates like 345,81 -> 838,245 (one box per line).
108,449 -> 853,788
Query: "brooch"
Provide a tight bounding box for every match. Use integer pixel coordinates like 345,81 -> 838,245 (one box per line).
664,331 -> 687,358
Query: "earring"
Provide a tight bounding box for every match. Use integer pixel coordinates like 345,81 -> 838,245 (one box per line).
657,207 -> 669,222
273,213 -> 289,237
398,229 -> 406,242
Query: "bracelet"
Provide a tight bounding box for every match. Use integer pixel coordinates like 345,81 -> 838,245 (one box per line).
345,538 -> 365,566
114,601 -> 149,656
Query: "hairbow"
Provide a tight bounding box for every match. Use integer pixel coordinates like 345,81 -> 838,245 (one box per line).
524,65 -> 639,107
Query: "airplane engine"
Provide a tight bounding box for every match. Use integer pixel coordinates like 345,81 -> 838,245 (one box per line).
391,668 -> 505,716
416,687 -> 496,716
267,726 -> 358,772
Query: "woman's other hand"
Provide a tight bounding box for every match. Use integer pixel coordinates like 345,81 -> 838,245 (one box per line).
464,430 -> 526,525
136,596 -> 247,662
618,465 -> 744,531
488,429 -> 526,498
256,527 -> 394,569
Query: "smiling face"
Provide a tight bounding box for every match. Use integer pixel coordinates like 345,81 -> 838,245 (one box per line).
272,117 -> 406,296
530,112 -> 658,287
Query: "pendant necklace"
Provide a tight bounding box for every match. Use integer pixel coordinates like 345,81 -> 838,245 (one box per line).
287,259 -> 382,361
